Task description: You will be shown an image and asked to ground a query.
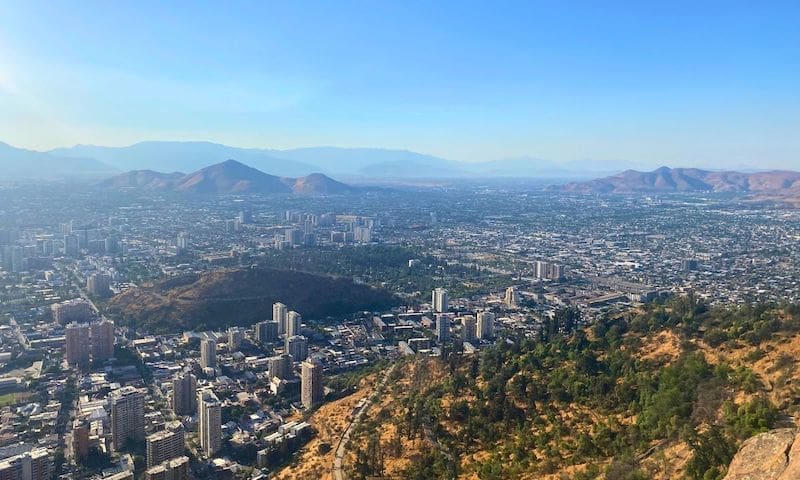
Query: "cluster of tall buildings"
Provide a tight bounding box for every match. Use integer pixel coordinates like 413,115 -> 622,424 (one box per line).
65,319 -> 115,369
535,260 -> 565,280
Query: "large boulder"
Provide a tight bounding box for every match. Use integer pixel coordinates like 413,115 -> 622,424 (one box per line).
724,428 -> 800,480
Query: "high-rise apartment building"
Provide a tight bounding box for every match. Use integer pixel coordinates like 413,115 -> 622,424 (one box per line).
255,321 -> 278,343
272,303 -> 287,335
267,354 -> 292,380
111,387 -> 145,451
477,311 -> 495,340
436,314 -> 450,343
87,273 -> 111,297
461,315 -> 477,343
170,372 -> 197,417
144,456 -> 189,480
0,448 -> 52,480
504,286 -> 519,307
198,389 -> 221,457
146,422 -> 184,468
285,335 -> 308,362
227,327 -> 243,351
90,319 -> 115,361
65,323 -> 91,369
51,299 -> 93,325
432,288 -> 448,313
200,339 -> 216,370
286,311 -> 302,338
301,359 -> 323,409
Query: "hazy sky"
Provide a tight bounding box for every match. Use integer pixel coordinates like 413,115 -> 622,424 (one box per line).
0,1 -> 798,169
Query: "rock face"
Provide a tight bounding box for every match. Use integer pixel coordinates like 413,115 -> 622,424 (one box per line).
724,429 -> 800,480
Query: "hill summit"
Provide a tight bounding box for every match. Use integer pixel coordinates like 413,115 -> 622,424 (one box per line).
100,159 -> 353,195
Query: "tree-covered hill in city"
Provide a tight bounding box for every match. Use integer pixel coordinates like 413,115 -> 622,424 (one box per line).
335,298 -> 800,480
105,267 -> 399,333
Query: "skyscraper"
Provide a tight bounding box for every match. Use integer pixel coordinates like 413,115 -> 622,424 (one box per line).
111,387 -> 145,451
198,389 -> 221,457
273,302 -> 287,335
200,339 -> 216,370
146,422 -> 184,468
286,311 -> 302,338
436,314 -> 450,343
432,288 -> 448,313
285,335 -> 308,362
65,323 -> 91,369
477,311 -> 495,340
301,359 -> 323,409
171,372 -> 197,417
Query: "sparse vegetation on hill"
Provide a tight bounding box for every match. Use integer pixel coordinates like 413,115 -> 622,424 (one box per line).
340,298 -> 800,480
104,267 -> 399,332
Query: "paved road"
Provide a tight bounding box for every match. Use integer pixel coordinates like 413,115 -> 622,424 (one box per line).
332,362 -> 397,480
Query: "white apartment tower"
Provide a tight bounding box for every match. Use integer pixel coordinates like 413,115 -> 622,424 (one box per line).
273,302 -> 288,335
198,389 -> 222,457
432,288 -> 448,313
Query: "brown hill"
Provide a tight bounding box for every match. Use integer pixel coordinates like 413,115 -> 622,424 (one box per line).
560,167 -> 800,194
286,172 -> 353,195
174,159 -> 292,194
105,267 -> 398,332
100,159 -> 353,195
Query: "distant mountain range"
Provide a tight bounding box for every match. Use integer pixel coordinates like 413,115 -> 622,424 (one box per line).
559,167 -> 800,194
0,140 -> 651,180
99,159 -> 353,195
1,140 -> 796,182
0,141 -> 117,179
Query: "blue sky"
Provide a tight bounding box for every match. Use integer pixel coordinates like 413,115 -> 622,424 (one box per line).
0,1 -> 798,169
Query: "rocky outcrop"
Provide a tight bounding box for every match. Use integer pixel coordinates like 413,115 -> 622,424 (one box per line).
724,428 -> 800,480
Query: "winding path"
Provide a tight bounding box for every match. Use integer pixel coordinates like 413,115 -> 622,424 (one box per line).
332,362 -> 397,480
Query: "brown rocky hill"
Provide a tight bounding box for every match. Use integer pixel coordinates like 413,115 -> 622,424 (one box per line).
560,166 -> 800,194
100,159 -> 353,195
105,267 -> 398,332
174,159 -> 292,194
